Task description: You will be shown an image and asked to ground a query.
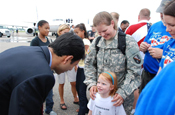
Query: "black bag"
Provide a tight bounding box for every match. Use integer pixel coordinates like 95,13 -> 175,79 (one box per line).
95,31 -> 126,55
94,31 -> 126,67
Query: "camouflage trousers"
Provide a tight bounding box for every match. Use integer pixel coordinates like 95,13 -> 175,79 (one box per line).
123,91 -> 134,115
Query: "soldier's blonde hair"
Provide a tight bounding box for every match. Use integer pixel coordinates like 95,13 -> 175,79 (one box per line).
93,11 -> 117,30
57,24 -> 70,36
97,71 -> 118,96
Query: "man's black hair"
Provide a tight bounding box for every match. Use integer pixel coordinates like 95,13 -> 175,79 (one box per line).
120,20 -> 129,25
49,32 -> 85,64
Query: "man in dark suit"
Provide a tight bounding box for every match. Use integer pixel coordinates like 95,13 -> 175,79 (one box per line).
118,20 -> 129,33
0,32 -> 84,115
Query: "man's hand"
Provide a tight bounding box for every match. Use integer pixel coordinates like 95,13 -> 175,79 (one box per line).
111,93 -> 124,106
89,86 -> 97,100
148,47 -> 163,58
140,42 -> 151,52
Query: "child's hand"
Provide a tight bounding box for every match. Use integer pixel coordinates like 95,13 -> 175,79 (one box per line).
112,93 -> 124,106
89,86 -> 97,100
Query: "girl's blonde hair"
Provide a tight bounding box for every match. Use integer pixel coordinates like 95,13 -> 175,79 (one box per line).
57,24 -> 70,36
93,11 -> 117,30
98,71 -> 118,96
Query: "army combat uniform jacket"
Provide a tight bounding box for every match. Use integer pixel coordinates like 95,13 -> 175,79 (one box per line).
84,32 -> 143,99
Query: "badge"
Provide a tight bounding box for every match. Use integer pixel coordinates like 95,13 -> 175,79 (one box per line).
133,55 -> 141,64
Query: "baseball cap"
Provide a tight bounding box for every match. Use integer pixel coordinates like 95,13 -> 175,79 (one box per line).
156,0 -> 173,13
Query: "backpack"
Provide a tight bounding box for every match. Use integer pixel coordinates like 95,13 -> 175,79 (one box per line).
95,31 -> 126,55
93,31 -> 126,68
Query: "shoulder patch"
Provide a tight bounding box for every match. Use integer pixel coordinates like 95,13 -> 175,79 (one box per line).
133,54 -> 141,64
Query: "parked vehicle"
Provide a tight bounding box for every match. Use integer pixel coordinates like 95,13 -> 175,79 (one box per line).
0,29 -> 11,38
0,32 -> 2,37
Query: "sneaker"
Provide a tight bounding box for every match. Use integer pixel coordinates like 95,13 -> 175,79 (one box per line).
49,111 -> 57,115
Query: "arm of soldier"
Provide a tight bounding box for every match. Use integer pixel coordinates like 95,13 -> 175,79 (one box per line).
117,36 -> 142,102
84,39 -> 98,98
112,93 -> 124,106
89,86 -> 97,100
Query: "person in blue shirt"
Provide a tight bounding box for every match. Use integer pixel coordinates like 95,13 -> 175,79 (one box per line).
135,61 -> 175,115
135,1 -> 175,114
158,0 -> 175,72
139,0 -> 172,93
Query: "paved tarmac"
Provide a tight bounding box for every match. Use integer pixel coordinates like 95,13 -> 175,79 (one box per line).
0,32 -> 90,115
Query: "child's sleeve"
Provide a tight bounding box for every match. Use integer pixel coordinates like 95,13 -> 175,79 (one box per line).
115,104 -> 126,115
87,98 -> 94,111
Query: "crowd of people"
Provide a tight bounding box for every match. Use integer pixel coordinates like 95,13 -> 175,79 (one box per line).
0,0 -> 175,115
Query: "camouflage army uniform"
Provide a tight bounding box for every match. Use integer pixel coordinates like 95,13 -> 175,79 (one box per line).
84,32 -> 143,115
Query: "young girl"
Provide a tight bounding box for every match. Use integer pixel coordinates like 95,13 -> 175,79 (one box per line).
56,24 -> 79,110
87,72 -> 126,115
74,23 -> 91,115
30,20 -> 56,115
30,20 -> 50,46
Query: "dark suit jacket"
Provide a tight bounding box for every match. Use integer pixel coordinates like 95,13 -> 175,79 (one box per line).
0,46 -> 55,115
118,27 -> 124,33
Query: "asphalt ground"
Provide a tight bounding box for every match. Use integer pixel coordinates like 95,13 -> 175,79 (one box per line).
0,32 -> 90,115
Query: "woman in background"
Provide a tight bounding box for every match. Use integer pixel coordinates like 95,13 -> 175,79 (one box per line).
56,24 -> 79,110
30,20 -> 50,46
30,20 -> 57,115
74,23 -> 91,115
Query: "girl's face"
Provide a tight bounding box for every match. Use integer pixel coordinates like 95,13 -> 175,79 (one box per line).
60,28 -> 70,35
163,14 -> 175,39
97,74 -> 113,98
38,23 -> 50,36
95,20 -> 116,40
74,28 -> 84,39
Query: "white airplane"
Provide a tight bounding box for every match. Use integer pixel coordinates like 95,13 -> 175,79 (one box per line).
25,18 -> 73,36
0,18 -> 73,37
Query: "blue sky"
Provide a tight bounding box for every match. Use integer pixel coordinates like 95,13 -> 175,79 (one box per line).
0,0 -> 161,28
